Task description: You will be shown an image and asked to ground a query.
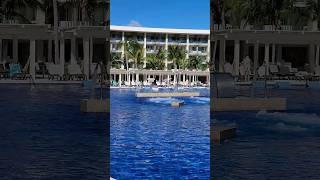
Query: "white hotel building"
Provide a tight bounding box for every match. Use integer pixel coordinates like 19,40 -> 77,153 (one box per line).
110,25 -> 210,70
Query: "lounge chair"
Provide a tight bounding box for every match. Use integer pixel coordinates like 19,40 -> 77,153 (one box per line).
224,63 -> 233,74
9,63 -> 31,80
269,64 -> 280,80
35,62 -> 48,78
90,63 -> 101,78
46,63 -> 63,80
67,64 -> 87,81
0,64 -> 9,79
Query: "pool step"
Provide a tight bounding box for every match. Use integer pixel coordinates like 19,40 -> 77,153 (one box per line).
212,126 -> 237,142
80,99 -> 109,113
171,101 -> 184,107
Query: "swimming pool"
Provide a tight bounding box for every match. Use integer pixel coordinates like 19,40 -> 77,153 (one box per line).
0,85 -> 109,179
110,87 -> 210,179
212,88 -> 320,179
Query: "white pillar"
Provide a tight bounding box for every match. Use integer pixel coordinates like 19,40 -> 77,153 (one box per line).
165,34 -> 168,70
219,39 -> 225,72
143,33 -> 147,68
0,39 -> 2,63
186,34 -> 189,59
207,36 -> 210,62
253,42 -> 259,79
121,32 -> 125,59
316,45 -> 320,66
272,43 -> 276,64
119,74 -> 122,86
59,39 -> 65,75
234,40 -> 240,76
29,40 -> 36,78
264,43 -> 270,75
71,37 -> 76,64
13,39 -> 18,63
83,38 -> 90,78
121,32 -> 125,69
48,40 -> 52,62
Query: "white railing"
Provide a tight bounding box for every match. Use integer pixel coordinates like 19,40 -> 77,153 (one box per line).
59,21 -> 91,29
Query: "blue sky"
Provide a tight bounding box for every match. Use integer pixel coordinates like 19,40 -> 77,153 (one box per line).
110,0 -> 209,29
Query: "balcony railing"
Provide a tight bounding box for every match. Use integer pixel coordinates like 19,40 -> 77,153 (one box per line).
59,21 -> 91,29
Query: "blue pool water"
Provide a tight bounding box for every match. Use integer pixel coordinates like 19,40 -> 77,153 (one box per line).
110,87 -> 210,179
0,85 -> 108,179
213,89 -> 320,180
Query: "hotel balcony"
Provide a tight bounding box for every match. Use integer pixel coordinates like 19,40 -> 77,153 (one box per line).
189,51 -> 207,56
189,40 -> 208,45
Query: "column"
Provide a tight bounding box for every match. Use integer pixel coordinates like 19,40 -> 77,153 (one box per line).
121,32 -> 125,59
264,43 -> 270,75
83,38 -> 90,78
207,36 -> 210,62
59,39 -> 65,75
29,40 -> 36,78
219,39 -> 226,72
186,34 -> 189,59
143,33 -> 147,68
233,40 -> 240,76
13,39 -> 18,63
272,43 -> 276,64
121,32 -> 125,69
48,40 -> 52,62
253,42 -> 259,79
119,74 -> 122,86
0,39 -> 2,63
316,45 -> 320,67
165,34 -> 168,70
71,37 -> 76,64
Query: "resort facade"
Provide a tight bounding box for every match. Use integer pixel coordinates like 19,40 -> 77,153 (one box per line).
0,0 -> 109,80
211,0 -> 320,80
110,26 -> 210,86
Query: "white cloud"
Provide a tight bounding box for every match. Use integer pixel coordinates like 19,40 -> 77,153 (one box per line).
128,20 -> 142,27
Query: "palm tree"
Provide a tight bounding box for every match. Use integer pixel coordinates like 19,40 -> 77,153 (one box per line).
307,0 -> 320,30
1,0 -> 42,23
189,55 -> 207,70
146,49 -> 165,70
111,52 -> 122,69
167,45 -> 186,70
121,39 -> 144,70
